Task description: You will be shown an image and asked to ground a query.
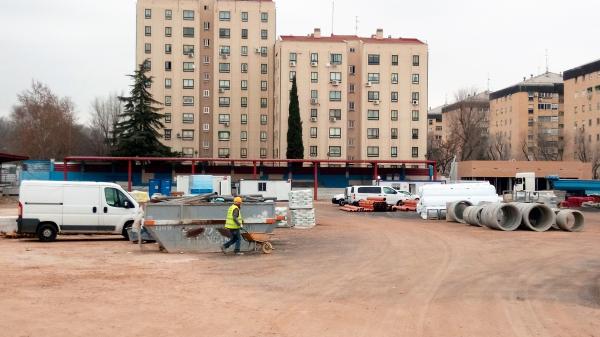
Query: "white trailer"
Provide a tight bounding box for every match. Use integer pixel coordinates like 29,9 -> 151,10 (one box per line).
176,175 -> 232,196
375,180 -> 444,194
238,180 -> 291,201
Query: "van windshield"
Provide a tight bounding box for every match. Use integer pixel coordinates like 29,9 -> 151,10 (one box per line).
105,188 -> 133,208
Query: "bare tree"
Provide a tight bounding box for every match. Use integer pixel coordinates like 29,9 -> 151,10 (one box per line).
10,81 -> 81,159
575,128 -> 600,179
0,116 -> 14,152
89,93 -> 122,155
427,137 -> 458,176
487,132 -> 510,160
453,86 -> 480,102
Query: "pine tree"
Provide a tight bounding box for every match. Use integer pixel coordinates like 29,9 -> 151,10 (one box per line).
286,76 -> 304,159
113,61 -> 174,157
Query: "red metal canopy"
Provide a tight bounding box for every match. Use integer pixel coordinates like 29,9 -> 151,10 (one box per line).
0,152 -> 29,164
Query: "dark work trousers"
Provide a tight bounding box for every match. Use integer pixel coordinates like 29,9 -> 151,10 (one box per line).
224,228 -> 242,252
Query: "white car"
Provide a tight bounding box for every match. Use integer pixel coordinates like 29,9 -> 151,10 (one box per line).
396,190 -> 419,201
346,185 -> 405,206
331,193 -> 347,205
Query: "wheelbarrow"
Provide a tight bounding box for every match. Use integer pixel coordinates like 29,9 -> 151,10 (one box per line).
241,229 -> 274,254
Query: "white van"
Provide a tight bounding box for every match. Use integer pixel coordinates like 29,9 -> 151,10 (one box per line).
345,185 -> 407,206
17,181 -> 140,242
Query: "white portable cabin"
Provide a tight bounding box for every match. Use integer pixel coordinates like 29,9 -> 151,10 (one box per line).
416,182 -> 499,219
176,175 -> 232,196
238,180 -> 291,201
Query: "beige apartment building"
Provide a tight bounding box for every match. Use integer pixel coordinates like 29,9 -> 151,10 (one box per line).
563,59 -> 600,161
274,28 -> 428,161
489,72 -> 564,161
427,105 -> 443,148
136,0 -> 275,158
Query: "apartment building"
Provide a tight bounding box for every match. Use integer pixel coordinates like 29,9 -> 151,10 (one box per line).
441,91 -> 489,142
274,28 -> 428,160
136,0 -> 275,158
489,72 -> 564,160
563,59 -> 600,161
427,105 -> 443,146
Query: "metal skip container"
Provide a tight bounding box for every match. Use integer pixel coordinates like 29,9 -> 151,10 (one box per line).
144,202 -> 277,253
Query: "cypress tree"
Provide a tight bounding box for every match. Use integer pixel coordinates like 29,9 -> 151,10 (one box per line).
286,76 -> 304,159
113,60 -> 174,157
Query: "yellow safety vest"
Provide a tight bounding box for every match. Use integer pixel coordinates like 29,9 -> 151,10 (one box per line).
225,204 -> 243,229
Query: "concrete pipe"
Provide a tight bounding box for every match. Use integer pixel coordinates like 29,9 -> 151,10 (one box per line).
446,200 -> 473,223
556,210 -> 585,232
480,203 -> 521,231
466,205 -> 485,227
512,203 -> 555,232
462,206 -> 476,225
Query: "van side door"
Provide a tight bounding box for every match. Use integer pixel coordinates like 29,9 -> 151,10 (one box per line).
382,186 -> 400,205
101,187 -> 135,233
61,185 -> 101,232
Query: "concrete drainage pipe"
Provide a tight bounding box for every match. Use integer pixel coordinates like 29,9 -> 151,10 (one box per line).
480,203 -> 521,231
556,210 -> 585,232
446,201 -> 473,223
513,203 -> 555,232
463,205 -> 484,226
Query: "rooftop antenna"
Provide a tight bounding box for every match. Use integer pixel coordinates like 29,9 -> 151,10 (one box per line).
331,1 -> 335,35
487,73 -> 490,91
355,16 -> 359,35
545,49 -> 549,73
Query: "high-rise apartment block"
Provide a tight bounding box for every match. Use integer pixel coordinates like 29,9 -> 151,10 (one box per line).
136,0 -> 275,158
563,59 -> 600,161
275,28 -> 428,160
137,2 -> 427,161
489,73 -> 564,160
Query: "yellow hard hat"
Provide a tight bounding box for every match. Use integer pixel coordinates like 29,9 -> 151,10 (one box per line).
234,196 -> 243,204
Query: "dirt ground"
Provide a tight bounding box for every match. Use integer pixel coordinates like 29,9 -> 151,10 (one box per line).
0,201 -> 599,337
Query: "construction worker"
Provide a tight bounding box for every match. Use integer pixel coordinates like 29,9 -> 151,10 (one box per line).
221,196 -> 244,255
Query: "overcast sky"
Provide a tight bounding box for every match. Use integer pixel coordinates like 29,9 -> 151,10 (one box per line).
1,0 -> 599,124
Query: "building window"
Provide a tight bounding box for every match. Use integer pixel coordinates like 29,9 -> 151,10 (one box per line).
241,63 -> 248,73
241,46 -> 248,56
218,148 -> 230,158
261,81 -> 268,91
219,97 -> 230,107
330,53 -> 342,65
311,109 -> 318,118
310,72 -> 318,83
203,39 -> 210,47
368,54 -> 380,65
218,131 -> 230,141
219,80 -> 230,90
391,128 -> 398,139
392,55 -> 398,66
261,12 -> 269,22
329,109 -> 341,120
260,131 -> 267,141
412,74 -> 420,84
329,91 -> 341,101
330,72 -> 342,82
412,110 -> 419,121
218,114 -> 230,124
310,146 -> 318,157
391,73 -> 398,84
183,62 -> 194,72
348,120 -> 354,129
164,9 -> 172,20
182,148 -> 194,158
164,61 -> 172,71
164,129 -> 171,140
391,92 -> 398,102
241,97 -> 248,107
183,27 -> 194,37
260,115 -> 268,125
240,148 -> 248,158
183,79 -> 194,89
349,84 -> 355,93
144,43 -> 151,54
144,9 -> 152,19
182,130 -> 194,141
412,55 -> 420,66
164,96 -> 171,106
183,96 -> 194,106
261,64 -> 268,74
203,90 -> 209,97
261,29 -> 268,40
289,71 -> 296,81
329,128 -> 341,138
367,146 -> 379,157
219,11 -> 231,21
241,11 -> 248,22
412,147 -> 419,158
310,53 -> 319,63
391,110 -> 398,121
204,106 -> 210,114
164,27 -> 173,38
204,21 -> 210,30
241,131 -> 248,141
183,10 -> 194,20
349,65 -> 356,75
182,113 -> 194,123
367,110 -> 379,120
164,113 -> 171,123
367,73 -> 380,83
144,26 -> 151,36
368,91 -> 380,102
165,44 -> 172,54
219,29 -> 230,38
261,98 -> 268,108
348,101 -> 355,111
412,128 -> 419,139
241,114 -> 248,124
258,148 -> 266,158
310,127 -> 317,138
412,92 -> 420,102
328,146 -> 341,157
367,128 -> 379,139
391,147 -> 398,157
203,124 -> 210,132
241,29 -> 248,39
203,72 -> 210,81
241,80 -> 248,90
183,45 -> 194,55
164,78 -> 172,89
219,63 -> 230,73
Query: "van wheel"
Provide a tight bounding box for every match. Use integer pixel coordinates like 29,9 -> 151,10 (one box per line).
338,200 -> 346,206
37,224 -> 57,242
396,200 -> 404,206
122,221 -> 133,240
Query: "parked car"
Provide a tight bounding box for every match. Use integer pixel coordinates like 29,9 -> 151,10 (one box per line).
331,193 -> 347,205
17,180 -> 140,242
345,185 -> 406,206
396,190 -> 419,201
